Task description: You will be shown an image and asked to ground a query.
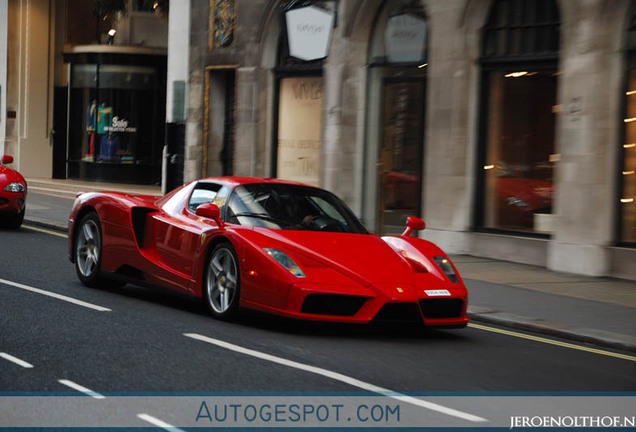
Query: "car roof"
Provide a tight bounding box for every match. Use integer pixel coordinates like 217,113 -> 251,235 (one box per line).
198,176 -> 315,188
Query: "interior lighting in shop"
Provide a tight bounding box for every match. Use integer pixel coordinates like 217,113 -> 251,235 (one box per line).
418,63 -> 428,69
627,90 -> 636,96
621,198 -> 634,203
484,165 -> 495,170
623,171 -> 635,176
624,117 -> 636,123
549,153 -> 561,162
625,143 -> 636,149
107,28 -> 117,45
505,71 -> 528,78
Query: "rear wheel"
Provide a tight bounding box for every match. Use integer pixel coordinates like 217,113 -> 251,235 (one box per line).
204,242 -> 241,319
75,212 -> 106,287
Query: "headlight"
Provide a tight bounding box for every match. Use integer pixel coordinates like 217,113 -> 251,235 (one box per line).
264,248 -> 305,278
505,196 -> 528,207
433,256 -> 459,283
4,182 -> 25,193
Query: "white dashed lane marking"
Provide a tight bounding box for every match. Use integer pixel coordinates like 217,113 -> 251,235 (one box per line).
0,277 -> 111,312
58,379 -> 105,399
0,352 -> 34,368
184,333 -> 488,423
137,413 -> 186,432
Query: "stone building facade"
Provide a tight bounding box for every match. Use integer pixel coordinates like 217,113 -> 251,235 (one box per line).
1,0 -> 633,280
173,0 -> 635,280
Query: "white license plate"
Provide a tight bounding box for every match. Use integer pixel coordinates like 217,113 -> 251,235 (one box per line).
424,289 -> 451,297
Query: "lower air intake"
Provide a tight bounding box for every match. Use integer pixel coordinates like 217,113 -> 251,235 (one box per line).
301,294 -> 367,316
372,303 -> 422,323
419,298 -> 464,319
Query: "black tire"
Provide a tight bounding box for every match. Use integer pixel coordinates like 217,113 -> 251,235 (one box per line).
5,208 -> 24,229
74,212 -> 107,287
203,242 -> 241,319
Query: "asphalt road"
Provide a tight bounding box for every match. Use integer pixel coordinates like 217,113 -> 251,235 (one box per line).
1,227 -> 635,428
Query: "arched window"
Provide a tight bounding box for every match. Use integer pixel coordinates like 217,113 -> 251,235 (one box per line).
363,0 -> 428,234
620,9 -> 636,244
477,0 -> 560,234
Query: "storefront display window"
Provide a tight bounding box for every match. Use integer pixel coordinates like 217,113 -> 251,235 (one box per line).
478,0 -> 560,234
273,3 -> 329,187
621,14 -> 636,244
66,57 -> 166,184
277,76 -> 322,186
482,71 -> 557,232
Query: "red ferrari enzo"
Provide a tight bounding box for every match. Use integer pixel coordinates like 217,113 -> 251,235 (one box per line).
0,155 -> 27,229
68,177 -> 468,328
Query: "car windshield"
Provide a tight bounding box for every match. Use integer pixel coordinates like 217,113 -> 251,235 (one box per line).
226,183 -> 369,234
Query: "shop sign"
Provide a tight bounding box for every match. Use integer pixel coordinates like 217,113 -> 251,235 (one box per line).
385,14 -> 426,63
285,6 -> 334,61
105,116 -> 137,133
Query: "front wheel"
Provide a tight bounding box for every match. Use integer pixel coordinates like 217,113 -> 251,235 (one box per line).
75,212 -> 106,287
204,242 -> 241,319
5,208 -> 25,229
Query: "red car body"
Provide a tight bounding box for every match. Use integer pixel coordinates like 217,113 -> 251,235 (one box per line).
68,177 -> 468,328
0,155 -> 27,228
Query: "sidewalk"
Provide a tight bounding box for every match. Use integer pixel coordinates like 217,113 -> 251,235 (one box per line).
23,178 -> 636,352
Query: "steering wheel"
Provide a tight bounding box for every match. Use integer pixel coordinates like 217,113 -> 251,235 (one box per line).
311,216 -> 345,232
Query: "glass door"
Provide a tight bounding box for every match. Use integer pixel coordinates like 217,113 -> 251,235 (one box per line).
377,78 -> 425,234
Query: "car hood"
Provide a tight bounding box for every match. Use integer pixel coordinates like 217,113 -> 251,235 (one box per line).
247,228 -> 413,287
0,164 -> 26,188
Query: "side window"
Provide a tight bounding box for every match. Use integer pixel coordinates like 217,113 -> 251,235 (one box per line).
187,183 -> 222,212
310,196 -> 347,224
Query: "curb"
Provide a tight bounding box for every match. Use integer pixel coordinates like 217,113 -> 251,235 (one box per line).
24,218 -> 67,234
468,309 -> 636,353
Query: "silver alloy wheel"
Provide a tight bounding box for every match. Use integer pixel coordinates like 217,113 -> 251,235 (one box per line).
76,219 -> 101,278
206,247 -> 238,314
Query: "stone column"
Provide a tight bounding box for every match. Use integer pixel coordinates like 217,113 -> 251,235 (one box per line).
547,0 -> 627,276
420,0 -> 485,253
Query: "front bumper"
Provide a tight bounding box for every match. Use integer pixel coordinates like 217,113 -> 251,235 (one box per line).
0,191 -> 26,216
247,281 -> 469,327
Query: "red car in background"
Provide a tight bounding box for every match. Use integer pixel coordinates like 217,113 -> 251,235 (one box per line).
0,155 -> 27,229
68,177 -> 469,328
495,162 -> 554,229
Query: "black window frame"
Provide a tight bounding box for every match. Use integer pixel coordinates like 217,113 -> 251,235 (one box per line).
474,0 -> 560,236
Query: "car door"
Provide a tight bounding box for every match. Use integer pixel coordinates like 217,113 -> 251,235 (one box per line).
154,182 -> 222,281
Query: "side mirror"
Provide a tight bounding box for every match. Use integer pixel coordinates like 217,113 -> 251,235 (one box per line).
1,155 -> 14,165
401,216 -> 425,237
195,203 -> 224,228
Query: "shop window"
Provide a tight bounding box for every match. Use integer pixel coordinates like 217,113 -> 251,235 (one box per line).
272,3 -> 333,187
67,60 -> 166,184
620,12 -> 636,244
477,0 -> 560,234
277,76 -> 322,186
